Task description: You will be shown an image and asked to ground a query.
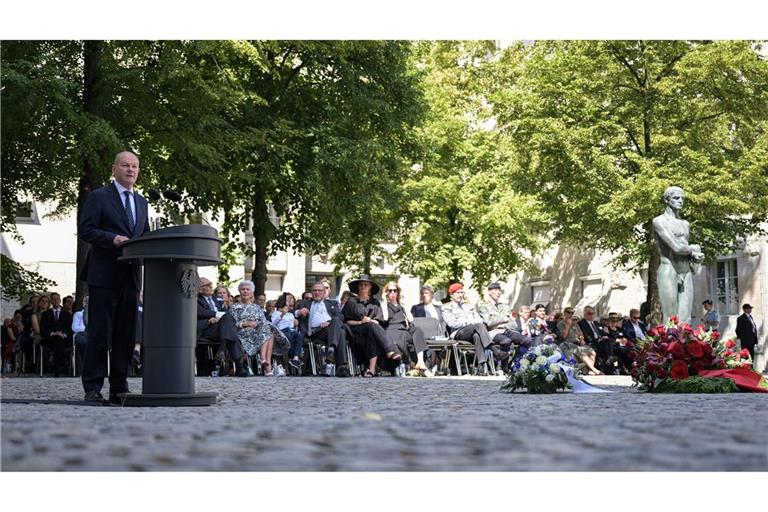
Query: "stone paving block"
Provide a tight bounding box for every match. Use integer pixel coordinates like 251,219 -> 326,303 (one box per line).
2,375 -> 766,471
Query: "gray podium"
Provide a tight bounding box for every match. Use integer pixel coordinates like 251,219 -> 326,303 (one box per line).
118,224 -> 221,406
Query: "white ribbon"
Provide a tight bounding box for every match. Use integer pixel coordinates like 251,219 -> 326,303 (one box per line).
545,354 -> 612,393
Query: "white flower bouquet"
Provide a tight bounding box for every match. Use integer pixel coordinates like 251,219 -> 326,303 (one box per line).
500,342 -> 575,394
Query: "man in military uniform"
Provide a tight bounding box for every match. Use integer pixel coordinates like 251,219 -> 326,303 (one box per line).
476,282 -> 531,372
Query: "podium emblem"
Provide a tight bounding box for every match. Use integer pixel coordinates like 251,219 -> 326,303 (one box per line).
180,269 -> 200,298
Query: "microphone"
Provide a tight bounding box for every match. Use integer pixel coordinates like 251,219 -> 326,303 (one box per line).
146,189 -> 162,201
162,189 -> 182,202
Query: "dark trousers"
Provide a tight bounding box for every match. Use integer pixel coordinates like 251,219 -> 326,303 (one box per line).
348,322 -> 396,362
41,334 -> 70,372
310,317 -> 348,365
387,325 -> 427,360
453,323 -> 493,363
200,313 -> 243,361
281,328 -> 305,358
82,284 -> 138,395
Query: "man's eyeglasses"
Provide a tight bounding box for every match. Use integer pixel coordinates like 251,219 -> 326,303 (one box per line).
632,316 -> 640,320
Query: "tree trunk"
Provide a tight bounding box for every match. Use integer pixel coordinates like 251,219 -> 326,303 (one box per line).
362,243 -> 371,275
645,222 -> 662,325
249,188 -> 273,296
75,41 -> 106,308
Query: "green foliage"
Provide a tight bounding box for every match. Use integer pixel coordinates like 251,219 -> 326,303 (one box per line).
490,41 -> 768,271
0,254 -> 57,302
394,41 -> 548,291
650,376 -> 739,393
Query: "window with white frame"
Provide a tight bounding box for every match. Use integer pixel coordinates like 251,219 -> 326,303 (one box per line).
712,259 -> 739,315
15,201 -> 40,224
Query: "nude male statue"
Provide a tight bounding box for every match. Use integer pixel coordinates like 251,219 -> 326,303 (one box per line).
652,186 -> 704,324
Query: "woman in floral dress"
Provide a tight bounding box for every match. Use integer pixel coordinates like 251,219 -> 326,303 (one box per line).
229,280 -> 290,376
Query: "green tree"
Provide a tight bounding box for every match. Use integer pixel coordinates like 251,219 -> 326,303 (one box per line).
490,40 -> 768,320
394,41 -> 547,293
218,41 -> 424,289
2,40 -> 253,302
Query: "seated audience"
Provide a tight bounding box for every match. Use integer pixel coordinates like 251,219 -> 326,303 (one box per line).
606,312 -> 634,374
71,296 -> 89,372
230,280 -> 290,376
343,275 -> 401,377
214,285 -> 234,310
557,307 -> 601,375
381,281 -> 432,376
442,282 -> 494,374
529,304 -> 554,345
295,281 -> 351,377
40,292 -> 73,375
411,285 -> 446,335
272,292 -> 305,371
621,308 -> 648,342
197,277 -> 247,377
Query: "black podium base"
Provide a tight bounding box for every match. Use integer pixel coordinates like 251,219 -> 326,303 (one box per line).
119,392 -> 217,407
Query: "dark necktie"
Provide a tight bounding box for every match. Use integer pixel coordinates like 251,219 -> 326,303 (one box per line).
124,191 -> 135,230
54,309 -> 59,321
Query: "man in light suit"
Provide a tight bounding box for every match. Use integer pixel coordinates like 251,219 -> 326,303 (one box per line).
735,303 -> 759,363
79,151 -> 150,403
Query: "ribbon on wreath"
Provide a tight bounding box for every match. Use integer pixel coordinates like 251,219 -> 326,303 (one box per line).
546,354 -> 612,393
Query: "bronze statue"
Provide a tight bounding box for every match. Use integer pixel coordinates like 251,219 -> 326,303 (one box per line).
652,186 -> 704,324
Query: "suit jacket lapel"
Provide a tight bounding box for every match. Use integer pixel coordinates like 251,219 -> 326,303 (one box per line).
131,194 -> 146,238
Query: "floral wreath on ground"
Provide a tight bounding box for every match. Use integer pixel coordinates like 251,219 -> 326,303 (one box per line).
500,341 -> 576,394
631,316 -> 768,393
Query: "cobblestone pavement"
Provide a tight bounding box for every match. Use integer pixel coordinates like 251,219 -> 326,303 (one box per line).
2,375 -> 766,471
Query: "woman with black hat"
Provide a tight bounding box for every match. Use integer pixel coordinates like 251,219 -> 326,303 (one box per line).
342,275 -> 401,377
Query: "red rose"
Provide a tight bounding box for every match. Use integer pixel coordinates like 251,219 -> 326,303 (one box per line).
669,341 -> 686,359
741,362 -> 752,369
725,340 -> 736,349
724,349 -> 733,357
655,367 -> 668,379
670,360 -> 689,380
702,343 -> 713,356
711,332 -> 720,341
681,323 -> 693,335
670,315 -> 679,324
740,348 -> 750,358
687,342 -> 704,358
690,360 -> 707,374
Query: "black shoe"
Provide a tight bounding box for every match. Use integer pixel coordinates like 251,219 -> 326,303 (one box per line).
132,350 -> 141,367
325,346 -> 336,364
234,362 -> 250,377
108,393 -> 127,406
289,358 -> 303,372
335,365 -> 351,378
84,391 -> 106,403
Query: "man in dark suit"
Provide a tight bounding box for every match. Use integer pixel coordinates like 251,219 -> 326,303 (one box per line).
579,306 -> 613,373
40,292 -> 73,375
79,151 -> 150,403
410,285 -> 446,336
295,280 -> 350,377
196,277 -> 247,377
735,303 -> 759,362
621,308 -> 648,342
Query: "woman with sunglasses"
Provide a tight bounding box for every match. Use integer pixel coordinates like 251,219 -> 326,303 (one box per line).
382,281 -> 433,376
342,275 -> 401,377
